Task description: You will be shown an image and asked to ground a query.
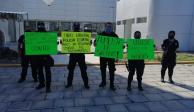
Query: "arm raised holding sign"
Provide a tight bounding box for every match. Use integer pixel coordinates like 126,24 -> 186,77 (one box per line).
34,22 -> 54,93
65,23 -> 90,89
97,22 -> 119,91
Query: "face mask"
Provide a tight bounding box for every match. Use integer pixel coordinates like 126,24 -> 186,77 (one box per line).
38,28 -> 46,32
105,26 -> 113,33
134,33 -> 141,39
168,33 -> 175,39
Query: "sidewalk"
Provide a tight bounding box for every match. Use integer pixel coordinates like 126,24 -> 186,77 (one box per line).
0,65 -> 194,112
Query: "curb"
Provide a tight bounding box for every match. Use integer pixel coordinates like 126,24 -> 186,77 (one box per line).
0,61 -> 194,67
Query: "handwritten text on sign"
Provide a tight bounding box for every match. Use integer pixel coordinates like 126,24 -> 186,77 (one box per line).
127,39 -> 154,60
61,32 -> 91,53
95,35 -> 124,59
25,32 -> 57,55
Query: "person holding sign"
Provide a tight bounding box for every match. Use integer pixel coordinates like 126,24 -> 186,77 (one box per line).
17,28 -> 38,83
127,31 -> 145,91
161,31 -> 179,83
34,22 -> 54,93
96,22 -> 118,91
65,23 -> 89,89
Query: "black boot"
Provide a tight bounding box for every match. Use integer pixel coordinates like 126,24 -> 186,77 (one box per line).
66,75 -> 73,88
65,83 -> 72,88
99,70 -> 106,88
161,78 -> 165,83
169,69 -> 174,84
84,80 -> 90,89
161,73 -> 165,83
110,84 -> 116,91
99,81 -> 106,88
161,66 -> 167,83
46,82 -> 51,93
110,81 -> 116,91
17,77 -> 26,83
84,84 -> 90,89
138,81 -> 143,91
46,87 -> 51,93
128,75 -> 133,91
127,81 -> 131,91
169,77 -> 174,84
36,84 -> 45,90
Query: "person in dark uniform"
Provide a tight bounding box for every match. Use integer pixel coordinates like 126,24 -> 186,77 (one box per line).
97,22 -> 118,91
161,31 -> 179,83
65,23 -> 89,89
127,31 -> 145,91
35,22 -> 53,93
17,28 -> 38,83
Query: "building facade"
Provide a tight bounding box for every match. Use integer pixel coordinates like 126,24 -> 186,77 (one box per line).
116,0 -> 194,51
0,0 -> 117,47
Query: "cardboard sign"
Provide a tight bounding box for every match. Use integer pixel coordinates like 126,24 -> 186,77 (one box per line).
127,39 -> 154,60
61,32 -> 91,53
95,35 -> 124,59
25,32 -> 57,55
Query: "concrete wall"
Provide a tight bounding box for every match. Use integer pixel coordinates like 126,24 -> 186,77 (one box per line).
148,0 -> 194,51
116,0 -> 150,38
12,0 -> 117,22
117,0 -> 194,51
0,0 -> 117,45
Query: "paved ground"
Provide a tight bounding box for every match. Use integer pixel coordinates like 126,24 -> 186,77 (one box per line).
0,64 -> 194,112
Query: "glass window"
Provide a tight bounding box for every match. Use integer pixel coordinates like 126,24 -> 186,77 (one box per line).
136,17 -> 147,23
117,21 -> 121,25
96,23 -> 105,33
60,22 -> 71,31
49,21 -> 59,31
83,23 -> 92,32
24,21 -> 36,31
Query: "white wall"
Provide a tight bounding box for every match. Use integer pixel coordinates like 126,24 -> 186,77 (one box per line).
0,0 -> 117,45
116,0 -> 150,38
17,0 -> 116,22
148,0 -> 194,51
0,0 -> 117,22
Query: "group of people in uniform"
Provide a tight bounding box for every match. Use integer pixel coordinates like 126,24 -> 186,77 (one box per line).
17,22 -> 179,93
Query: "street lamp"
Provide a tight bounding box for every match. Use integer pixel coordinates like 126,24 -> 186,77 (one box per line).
42,0 -> 54,6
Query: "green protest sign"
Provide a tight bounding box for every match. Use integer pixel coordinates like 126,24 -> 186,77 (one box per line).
61,32 -> 91,53
127,39 -> 154,60
25,32 -> 57,55
95,35 -> 124,59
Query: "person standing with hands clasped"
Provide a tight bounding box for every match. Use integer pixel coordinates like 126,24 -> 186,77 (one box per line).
161,31 -> 179,83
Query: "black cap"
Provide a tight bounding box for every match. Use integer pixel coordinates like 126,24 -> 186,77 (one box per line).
73,23 -> 80,32
37,22 -> 46,32
37,22 -> 45,28
134,31 -> 141,39
169,31 -> 175,35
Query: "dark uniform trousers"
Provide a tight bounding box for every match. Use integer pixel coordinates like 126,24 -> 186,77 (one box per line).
161,39 -> 179,80
35,56 -> 51,89
100,57 -> 116,86
20,55 -> 37,80
128,60 -> 145,86
38,65 -> 51,89
67,54 -> 88,86
161,55 -> 176,79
